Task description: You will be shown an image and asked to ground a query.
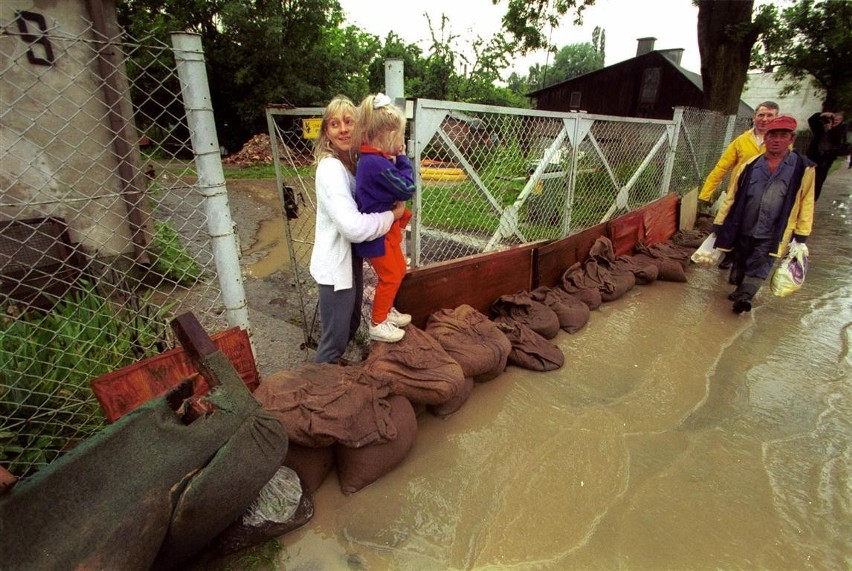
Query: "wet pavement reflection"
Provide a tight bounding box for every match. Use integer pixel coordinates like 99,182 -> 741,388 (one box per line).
279,167 -> 851,570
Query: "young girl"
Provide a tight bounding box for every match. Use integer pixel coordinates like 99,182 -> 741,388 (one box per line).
353,93 -> 416,342
309,95 -> 403,363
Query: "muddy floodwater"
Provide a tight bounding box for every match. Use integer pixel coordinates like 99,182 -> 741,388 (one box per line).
274,168 -> 851,570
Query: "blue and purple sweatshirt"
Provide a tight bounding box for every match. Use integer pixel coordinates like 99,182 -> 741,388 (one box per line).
353,145 -> 416,258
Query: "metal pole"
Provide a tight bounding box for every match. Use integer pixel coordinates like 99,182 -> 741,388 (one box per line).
170,32 -> 250,333
384,58 -> 405,109
662,107 -> 684,197
384,58 -> 411,261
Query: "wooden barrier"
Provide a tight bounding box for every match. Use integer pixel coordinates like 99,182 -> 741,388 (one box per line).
396,194 -> 682,326
396,242 -> 541,329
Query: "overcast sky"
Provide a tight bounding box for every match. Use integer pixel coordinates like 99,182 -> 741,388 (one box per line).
337,0 -> 705,75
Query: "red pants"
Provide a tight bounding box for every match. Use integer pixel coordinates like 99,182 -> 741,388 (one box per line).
369,210 -> 410,324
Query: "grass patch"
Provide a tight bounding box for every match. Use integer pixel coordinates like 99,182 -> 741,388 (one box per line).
150,220 -> 205,286
0,282 -> 173,477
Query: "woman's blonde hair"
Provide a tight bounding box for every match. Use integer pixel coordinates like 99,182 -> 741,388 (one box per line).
353,93 -> 405,151
312,95 -> 356,168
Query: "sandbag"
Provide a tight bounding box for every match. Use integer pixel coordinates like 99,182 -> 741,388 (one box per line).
429,375 -> 475,418
0,351 -> 288,571
583,258 -> 636,302
632,252 -> 687,282
560,262 -> 603,310
493,317 -> 565,372
255,364 -> 396,448
364,325 -> 466,406
283,443 -> 335,495
490,292 -> 561,340
586,236 -> 637,301
614,255 -> 659,285
635,239 -> 692,270
425,304 -> 511,383
529,286 -> 590,334
335,395 -> 418,495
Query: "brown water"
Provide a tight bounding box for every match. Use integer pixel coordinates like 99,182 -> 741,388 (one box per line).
273,169 -> 851,570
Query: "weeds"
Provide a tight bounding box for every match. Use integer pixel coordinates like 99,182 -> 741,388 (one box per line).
0,281 -> 173,477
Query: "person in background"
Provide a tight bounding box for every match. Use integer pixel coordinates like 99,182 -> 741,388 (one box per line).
309,95 -> 405,364
699,101 -> 780,272
352,93 -> 416,343
711,116 -> 815,314
806,110 -> 847,200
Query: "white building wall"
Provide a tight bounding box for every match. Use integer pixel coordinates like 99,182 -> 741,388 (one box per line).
741,72 -> 823,132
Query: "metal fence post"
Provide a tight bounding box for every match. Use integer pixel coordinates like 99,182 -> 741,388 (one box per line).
170,32 -> 249,332
662,107 -> 684,196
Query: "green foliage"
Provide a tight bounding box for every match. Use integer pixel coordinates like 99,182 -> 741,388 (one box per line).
494,0 -> 597,54
0,282 -> 173,476
752,0 -> 852,113
543,41 -> 605,87
150,220 -> 204,286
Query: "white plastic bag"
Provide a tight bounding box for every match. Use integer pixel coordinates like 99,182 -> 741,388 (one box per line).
771,241 -> 809,297
690,232 -> 724,266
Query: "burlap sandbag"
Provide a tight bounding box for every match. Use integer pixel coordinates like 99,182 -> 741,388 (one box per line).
634,239 -> 692,282
425,304 -> 511,383
632,252 -> 687,282
529,286 -> 590,334
255,363 -> 395,448
335,395 -> 418,495
586,236 -> 637,301
363,325 -> 466,406
493,316 -> 565,372
560,262 -> 603,310
283,443 -> 335,495
614,255 -> 660,285
583,258 -> 636,302
429,375 -> 474,418
490,292 -> 561,340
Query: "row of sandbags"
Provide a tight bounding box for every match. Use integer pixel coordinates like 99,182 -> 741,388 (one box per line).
249,236 -> 693,505
204,235 -> 699,559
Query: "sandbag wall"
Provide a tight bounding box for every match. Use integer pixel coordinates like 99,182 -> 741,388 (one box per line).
238,193 -> 696,556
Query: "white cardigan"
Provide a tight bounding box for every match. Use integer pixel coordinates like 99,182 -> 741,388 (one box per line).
309,157 -> 394,291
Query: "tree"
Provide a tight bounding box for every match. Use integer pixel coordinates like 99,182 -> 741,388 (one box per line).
543,37 -> 605,87
697,0 -> 763,114
752,0 -> 852,113
492,0 -> 596,53
118,0 -> 365,150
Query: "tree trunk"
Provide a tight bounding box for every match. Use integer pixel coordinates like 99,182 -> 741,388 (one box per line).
697,0 -> 758,114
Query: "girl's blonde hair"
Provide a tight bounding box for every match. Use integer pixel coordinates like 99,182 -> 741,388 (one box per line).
312,95 -> 356,169
353,93 -> 405,151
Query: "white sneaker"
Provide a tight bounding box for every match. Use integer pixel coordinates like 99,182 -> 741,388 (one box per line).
369,319 -> 405,343
386,307 -> 412,327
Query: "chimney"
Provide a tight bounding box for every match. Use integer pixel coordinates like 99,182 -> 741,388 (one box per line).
660,48 -> 684,66
636,37 -> 656,57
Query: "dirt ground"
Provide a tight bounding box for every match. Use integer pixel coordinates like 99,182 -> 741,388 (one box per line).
224,177 -> 314,378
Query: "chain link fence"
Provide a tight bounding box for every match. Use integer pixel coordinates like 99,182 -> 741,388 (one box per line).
1,8 -> 239,478
267,101 -> 750,358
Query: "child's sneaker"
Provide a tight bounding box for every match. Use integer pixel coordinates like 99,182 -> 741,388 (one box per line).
386,307 -> 411,327
369,319 -> 405,343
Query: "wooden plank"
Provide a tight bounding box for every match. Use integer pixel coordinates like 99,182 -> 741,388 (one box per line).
679,187 -> 698,231
607,210 -> 646,257
396,242 -> 540,329
643,193 -> 680,245
533,224 -> 607,289
90,326 -> 258,423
